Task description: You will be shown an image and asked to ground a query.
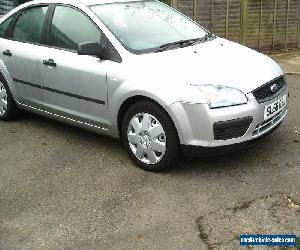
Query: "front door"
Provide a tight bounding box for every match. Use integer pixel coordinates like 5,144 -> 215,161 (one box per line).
38,5 -> 109,127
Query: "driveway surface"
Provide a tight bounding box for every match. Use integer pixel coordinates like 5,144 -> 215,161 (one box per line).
0,74 -> 299,249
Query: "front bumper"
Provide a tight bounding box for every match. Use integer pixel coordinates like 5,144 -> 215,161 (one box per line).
181,121 -> 282,157
165,88 -> 288,154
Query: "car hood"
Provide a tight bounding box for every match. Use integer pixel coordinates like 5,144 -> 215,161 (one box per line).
132,38 -> 283,94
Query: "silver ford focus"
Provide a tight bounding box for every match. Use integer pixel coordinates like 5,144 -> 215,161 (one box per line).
0,0 -> 288,171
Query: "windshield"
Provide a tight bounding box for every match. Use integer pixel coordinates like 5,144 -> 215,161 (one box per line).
90,1 -> 208,54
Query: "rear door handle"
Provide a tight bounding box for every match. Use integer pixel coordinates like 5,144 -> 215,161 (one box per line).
3,50 -> 12,56
43,59 -> 56,67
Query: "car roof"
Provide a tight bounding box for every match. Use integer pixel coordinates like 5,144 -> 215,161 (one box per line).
80,0 -> 145,5
27,0 -> 146,6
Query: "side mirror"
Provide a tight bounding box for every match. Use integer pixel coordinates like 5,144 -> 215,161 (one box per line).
77,42 -> 102,57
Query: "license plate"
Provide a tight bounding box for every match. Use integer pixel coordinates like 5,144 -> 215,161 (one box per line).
264,94 -> 286,121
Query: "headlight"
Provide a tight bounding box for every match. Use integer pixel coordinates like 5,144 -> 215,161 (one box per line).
198,85 -> 248,108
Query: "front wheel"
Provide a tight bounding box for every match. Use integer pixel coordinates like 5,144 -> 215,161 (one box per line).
122,100 -> 181,171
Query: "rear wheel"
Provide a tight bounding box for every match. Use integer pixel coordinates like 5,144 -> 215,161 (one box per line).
0,77 -> 19,121
122,100 -> 180,171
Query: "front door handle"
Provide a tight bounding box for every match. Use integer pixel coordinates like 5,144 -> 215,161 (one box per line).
43,59 -> 56,67
3,50 -> 12,56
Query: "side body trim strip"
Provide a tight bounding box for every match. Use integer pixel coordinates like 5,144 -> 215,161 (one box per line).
13,78 -> 106,105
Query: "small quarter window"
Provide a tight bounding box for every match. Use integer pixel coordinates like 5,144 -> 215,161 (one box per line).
0,15 -> 14,38
13,6 -> 48,44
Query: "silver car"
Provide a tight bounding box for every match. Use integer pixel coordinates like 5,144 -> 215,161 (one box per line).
0,0 -> 288,171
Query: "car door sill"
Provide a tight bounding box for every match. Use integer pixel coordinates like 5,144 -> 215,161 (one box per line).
16,101 -> 109,132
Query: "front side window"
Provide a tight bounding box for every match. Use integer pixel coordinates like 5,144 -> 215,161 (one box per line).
90,1 -> 208,53
0,15 -> 14,38
49,6 -> 101,51
13,6 -> 48,43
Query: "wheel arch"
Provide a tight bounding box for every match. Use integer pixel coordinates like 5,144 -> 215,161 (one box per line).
0,64 -> 10,86
0,60 -> 17,100
117,95 -> 180,141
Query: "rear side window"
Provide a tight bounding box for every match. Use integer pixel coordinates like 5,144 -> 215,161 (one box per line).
0,15 -> 14,38
49,6 -> 101,51
12,6 -> 48,44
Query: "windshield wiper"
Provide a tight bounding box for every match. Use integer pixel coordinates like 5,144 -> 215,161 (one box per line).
155,38 -> 198,52
155,33 -> 213,53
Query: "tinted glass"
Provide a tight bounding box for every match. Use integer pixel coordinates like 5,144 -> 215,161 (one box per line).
91,1 -> 207,53
49,6 -> 100,51
0,15 -> 14,38
13,6 -> 48,43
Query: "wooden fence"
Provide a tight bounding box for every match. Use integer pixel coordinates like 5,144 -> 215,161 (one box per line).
0,0 -> 14,17
173,0 -> 300,51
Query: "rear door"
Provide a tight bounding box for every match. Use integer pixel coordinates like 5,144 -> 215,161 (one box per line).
1,5 -> 49,107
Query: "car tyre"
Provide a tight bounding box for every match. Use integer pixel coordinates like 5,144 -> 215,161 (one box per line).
0,76 -> 19,121
122,100 -> 181,171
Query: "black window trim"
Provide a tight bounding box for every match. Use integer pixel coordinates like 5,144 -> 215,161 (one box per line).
0,14 -> 16,39
45,4 -> 79,53
44,3 -> 122,62
1,3 -> 122,63
7,4 -> 50,45
5,3 -> 83,54
41,4 -> 55,45
4,11 -> 21,39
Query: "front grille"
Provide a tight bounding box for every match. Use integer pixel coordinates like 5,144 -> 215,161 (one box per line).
214,117 -> 253,140
252,76 -> 287,103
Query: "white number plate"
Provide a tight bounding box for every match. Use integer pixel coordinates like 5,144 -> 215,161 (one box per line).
264,95 -> 286,121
